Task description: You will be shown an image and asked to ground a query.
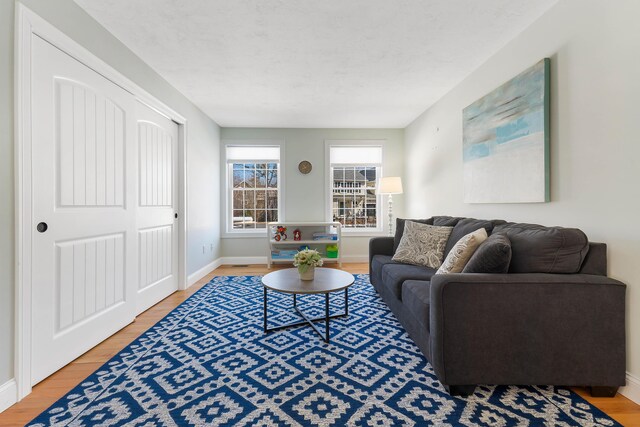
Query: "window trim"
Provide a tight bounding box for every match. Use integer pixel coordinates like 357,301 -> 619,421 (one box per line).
325,140 -> 385,235
222,140 -> 285,238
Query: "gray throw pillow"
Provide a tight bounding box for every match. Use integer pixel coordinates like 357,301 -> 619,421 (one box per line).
392,221 -> 453,269
462,233 -> 512,274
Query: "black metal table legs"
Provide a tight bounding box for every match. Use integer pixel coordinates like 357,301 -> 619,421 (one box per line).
263,288 -> 349,343
325,293 -> 330,342
263,287 -> 268,333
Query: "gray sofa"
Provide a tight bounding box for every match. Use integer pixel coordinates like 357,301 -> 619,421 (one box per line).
369,216 -> 626,397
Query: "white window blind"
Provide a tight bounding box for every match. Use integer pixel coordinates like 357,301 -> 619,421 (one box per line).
226,145 -> 280,163
330,146 -> 382,166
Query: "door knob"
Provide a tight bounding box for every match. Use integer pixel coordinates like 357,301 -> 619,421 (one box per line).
37,222 -> 48,233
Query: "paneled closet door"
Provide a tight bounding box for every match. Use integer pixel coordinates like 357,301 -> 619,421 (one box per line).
31,35 -> 138,384
135,102 -> 179,314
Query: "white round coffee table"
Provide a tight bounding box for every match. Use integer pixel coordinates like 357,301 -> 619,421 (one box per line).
262,268 -> 355,343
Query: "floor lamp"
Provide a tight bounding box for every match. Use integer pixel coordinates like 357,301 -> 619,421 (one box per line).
377,177 -> 403,236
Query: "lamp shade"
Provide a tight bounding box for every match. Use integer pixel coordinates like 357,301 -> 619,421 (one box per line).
377,176 -> 403,194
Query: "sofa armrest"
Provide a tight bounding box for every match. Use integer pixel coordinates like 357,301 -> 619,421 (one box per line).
369,237 -> 394,276
429,273 -> 626,387
369,236 -> 394,257
579,242 -> 607,275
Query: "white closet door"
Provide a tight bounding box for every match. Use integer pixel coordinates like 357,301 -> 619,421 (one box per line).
135,102 -> 179,314
31,36 -> 138,384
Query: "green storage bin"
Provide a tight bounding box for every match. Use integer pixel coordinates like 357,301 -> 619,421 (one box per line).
326,244 -> 338,258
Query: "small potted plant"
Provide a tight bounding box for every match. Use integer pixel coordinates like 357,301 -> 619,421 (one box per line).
293,249 -> 323,281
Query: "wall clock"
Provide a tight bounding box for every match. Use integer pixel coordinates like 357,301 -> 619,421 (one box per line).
298,160 -> 312,174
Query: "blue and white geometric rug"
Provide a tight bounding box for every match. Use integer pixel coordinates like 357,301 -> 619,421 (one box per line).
30,275 -> 619,426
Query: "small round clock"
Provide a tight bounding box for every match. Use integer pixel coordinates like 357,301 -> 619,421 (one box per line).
298,160 -> 312,174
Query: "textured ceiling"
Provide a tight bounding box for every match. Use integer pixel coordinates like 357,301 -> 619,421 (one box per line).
74,0 -> 557,128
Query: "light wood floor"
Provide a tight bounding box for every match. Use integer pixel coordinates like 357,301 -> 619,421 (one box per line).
1,263 -> 638,426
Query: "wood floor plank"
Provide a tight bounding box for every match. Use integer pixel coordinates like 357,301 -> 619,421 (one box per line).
0,263 -> 636,425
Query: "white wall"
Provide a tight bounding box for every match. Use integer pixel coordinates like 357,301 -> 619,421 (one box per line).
0,0 -> 222,386
0,0 -> 16,388
186,126 -> 221,275
220,128 -> 404,261
405,0 -> 640,389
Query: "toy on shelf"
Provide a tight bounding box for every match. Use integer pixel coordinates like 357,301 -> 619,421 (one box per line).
326,244 -> 339,258
274,226 -> 287,241
267,222 -> 342,268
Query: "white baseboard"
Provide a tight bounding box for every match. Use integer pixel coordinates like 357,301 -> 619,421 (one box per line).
341,255 -> 369,263
222,255 -> 369,265
221,256 -> 268,265
217,256 -> 367,266
187,258 -> 223,287
0,379 -> 17,413
620,371 -> 640,404
186,256 -> 367,281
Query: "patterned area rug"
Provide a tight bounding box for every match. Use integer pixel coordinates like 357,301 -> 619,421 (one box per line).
30,275 -> 619,426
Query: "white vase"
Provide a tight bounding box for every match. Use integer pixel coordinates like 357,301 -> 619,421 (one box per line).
299,265 -> 315,281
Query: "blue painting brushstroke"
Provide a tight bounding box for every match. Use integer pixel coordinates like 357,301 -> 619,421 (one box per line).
463,60 -> 546,162
463,142 -> 491,161
496,112 -> 543,144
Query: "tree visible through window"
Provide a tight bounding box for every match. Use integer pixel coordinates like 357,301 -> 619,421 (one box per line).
231,163 -> 278,229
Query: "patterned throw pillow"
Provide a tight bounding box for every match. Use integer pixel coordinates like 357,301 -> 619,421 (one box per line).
392,221 -> 453,269
436,228 -> 488,274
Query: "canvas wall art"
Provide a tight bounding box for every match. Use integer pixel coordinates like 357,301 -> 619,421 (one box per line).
463,58 -> 550,203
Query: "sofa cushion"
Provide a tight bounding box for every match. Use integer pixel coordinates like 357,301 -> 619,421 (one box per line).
491,219 -> 508,228
394,217 -> 433,253
493,223 -> 589,274
432,216 -> 464,227
381,263 -> 436,300
371,255 -> 399,288
444,218 -> 495,257
393,221 -> 453,269
462,233 -> 512,274
402,280 -> 431,332
437,228 -> 488,274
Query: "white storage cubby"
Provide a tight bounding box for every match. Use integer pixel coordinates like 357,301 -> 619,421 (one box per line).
267,222 -> 342,268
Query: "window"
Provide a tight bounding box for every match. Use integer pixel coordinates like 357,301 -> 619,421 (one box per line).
327,143 -> 383,232
225,144 -> 281,233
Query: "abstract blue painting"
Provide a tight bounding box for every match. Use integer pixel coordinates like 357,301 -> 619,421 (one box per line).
463,59 -> 550,203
